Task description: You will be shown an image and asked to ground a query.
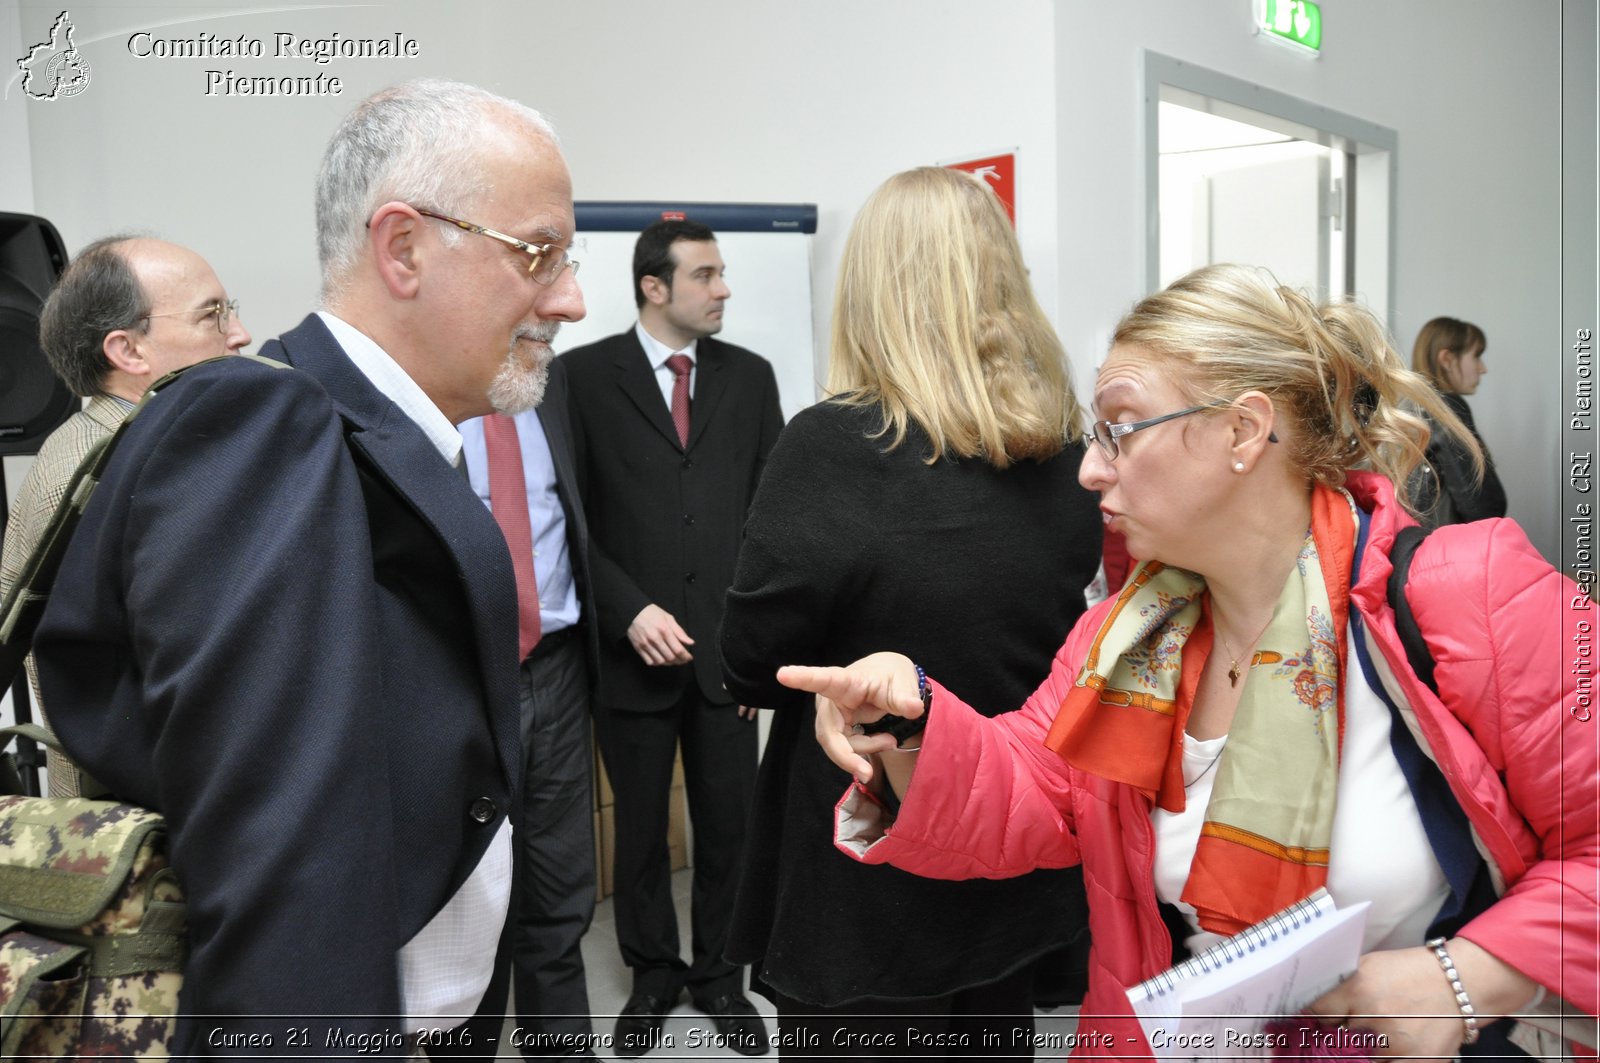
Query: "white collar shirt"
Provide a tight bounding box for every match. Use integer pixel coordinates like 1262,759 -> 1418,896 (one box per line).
636,321 -> 698,410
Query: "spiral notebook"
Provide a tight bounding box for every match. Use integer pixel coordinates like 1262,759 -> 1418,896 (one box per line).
1127,889 -> 1370,1059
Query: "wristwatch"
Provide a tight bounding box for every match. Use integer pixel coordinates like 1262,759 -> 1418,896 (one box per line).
858,663 -> 933,745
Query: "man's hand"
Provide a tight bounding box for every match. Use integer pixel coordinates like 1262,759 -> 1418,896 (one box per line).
627,604 -> 694,666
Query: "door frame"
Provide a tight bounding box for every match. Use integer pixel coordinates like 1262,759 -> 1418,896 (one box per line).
1142,52 -> 1399,320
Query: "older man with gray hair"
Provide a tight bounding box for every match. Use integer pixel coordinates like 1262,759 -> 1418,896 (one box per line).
1,234 -> 249,796
34,79 -> 584,1056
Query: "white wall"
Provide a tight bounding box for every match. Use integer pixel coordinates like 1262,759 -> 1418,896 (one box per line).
2,0 -> 1587,563
1052,0 -> 1570,560
6,0 -> 1060,394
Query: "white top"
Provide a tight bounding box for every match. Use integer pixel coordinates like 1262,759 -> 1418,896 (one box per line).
315,310 -> 515,1028
636,321 -> 697,409
1152,623 -> 1451,957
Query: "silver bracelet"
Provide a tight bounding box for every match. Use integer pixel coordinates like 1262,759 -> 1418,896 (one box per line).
884,743 -> 921,753
1424,937 -> 1481,1046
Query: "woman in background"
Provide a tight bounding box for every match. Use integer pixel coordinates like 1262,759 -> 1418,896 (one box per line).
795,264 -> 1593,1060
719,166 -> 1102,1056
1411,316 -> 1507,527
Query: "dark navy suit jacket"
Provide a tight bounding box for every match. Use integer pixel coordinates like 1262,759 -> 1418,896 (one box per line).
35,315 -> 522,1054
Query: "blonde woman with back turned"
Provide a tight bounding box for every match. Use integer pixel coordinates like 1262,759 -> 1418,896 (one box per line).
719,167 -> 1102,1058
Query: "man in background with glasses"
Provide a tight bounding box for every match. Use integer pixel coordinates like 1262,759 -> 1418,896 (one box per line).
0,234 -> 249,798
33,79 -> 584,1055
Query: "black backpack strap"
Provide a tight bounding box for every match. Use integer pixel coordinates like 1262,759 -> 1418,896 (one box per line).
1387,524 -> 1439,695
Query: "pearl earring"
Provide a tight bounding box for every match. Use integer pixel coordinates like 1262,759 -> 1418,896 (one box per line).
1233,461 -> 1246,472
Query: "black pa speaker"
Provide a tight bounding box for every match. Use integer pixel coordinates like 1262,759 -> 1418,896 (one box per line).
0,213 -> 75,456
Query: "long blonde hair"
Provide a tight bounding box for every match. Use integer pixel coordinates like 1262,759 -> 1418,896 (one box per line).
827,167 -> 1082,468
1112,264 -> 1481,511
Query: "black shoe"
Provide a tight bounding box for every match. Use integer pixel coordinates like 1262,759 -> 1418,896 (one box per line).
614,993 -> 674,1058
691,993 -> 769,1056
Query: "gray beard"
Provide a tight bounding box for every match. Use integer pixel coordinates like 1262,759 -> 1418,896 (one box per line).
488,322 -> 558,413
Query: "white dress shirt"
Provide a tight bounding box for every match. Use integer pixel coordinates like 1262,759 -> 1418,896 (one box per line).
636,321 -> 697,409
316,311 -> 515,1030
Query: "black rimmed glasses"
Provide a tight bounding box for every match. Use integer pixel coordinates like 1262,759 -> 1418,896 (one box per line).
413,207 -> 580,285
142,299 -> 239,335
1084,399 -> 1279,460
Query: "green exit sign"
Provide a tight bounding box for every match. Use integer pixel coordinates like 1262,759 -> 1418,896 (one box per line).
1257,0 -> 1322,54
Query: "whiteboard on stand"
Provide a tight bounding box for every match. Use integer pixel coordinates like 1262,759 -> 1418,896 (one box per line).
554,203 -> 821,421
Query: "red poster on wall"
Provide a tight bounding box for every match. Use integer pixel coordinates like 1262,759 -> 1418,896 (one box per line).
945,152 -> 1016,225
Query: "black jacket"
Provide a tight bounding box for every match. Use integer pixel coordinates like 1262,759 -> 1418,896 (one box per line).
1414,392 -> 1508,528
561,329 -> 783,710
718,401 -> 1102,1003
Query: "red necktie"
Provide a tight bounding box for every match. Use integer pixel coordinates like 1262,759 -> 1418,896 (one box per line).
482,413 -> 541,660
666,353 -> 693,448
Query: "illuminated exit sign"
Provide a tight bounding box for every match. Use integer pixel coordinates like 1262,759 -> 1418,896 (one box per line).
1256,0 -> 1322,54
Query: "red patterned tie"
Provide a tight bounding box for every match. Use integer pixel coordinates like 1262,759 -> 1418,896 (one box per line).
482,413 -> 541,660
666,352 -> 693,447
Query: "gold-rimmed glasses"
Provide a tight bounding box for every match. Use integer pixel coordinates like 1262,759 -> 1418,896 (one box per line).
142,299 -> 240,335
413,207 -> 580,285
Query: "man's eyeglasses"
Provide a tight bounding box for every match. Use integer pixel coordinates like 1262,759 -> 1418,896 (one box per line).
1084,399 -> 1278,460
142,299 -> 239,335
413,207 -> 580,285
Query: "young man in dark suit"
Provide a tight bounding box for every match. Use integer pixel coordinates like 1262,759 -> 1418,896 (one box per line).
561,221 -> 783,1057
33,79 -> 585,1055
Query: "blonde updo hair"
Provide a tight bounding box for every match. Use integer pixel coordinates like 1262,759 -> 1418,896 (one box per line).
1112,264 -> 1480,512
827,166 -> 1083,468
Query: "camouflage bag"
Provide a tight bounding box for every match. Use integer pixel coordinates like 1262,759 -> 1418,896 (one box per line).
0,363 -> 236,1056
0,726 -> 186,1058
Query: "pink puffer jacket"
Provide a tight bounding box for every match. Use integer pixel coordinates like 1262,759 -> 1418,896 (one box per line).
836,472 -> 1597,1057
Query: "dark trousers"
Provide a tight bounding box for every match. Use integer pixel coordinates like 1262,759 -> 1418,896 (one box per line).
513,632 -> 599,1056
772,964 -> 1036,1061
594,685 -> 758,1002
435,630 -> 597,1061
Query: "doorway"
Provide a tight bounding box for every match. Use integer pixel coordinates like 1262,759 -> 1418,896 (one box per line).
1143,53 -> 1397,319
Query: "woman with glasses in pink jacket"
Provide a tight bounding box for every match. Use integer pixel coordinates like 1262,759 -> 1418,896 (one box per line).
785,264 -> 1596,1061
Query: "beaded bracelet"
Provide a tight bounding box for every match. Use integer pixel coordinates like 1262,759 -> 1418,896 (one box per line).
1424,937 -> 1481,1046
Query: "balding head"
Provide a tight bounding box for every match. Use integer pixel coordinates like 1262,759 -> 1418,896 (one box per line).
314,78 -> 561,302
40,236 -> 249,401
312,79 -> 585,424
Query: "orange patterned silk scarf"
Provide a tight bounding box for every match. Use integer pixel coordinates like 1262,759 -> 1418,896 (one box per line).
1045,485 -> 1357,934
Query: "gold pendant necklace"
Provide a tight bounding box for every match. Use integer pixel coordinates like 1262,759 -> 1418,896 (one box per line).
1216,617 -> 1274,688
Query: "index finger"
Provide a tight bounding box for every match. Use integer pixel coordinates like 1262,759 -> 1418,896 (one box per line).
777,664 -> 847,696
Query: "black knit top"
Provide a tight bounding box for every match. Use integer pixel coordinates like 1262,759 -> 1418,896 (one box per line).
718,399 -> 1103,1004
